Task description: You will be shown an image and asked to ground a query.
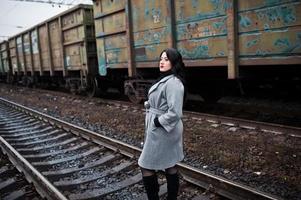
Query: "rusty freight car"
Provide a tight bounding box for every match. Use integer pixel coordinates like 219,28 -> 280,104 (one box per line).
7,4 -> 97,94
0,41 -> 11,82
92,0 -> 301,102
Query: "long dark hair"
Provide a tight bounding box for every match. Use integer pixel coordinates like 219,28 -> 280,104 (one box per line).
160,48 -> 186,86
160,48 -> 187,102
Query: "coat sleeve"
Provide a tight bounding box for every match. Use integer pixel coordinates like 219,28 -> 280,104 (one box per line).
158,78 -> 184,132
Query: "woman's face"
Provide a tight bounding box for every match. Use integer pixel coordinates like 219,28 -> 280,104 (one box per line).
159,52 -> 172,72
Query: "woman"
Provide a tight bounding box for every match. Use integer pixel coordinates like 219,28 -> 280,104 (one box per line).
138,48 -> 185,200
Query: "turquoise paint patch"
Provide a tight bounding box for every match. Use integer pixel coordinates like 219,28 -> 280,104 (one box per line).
135,55 -> 147,62
257,5 -> 296,25
106,49 -> 121,64
210,0 -> 222,10
274,38 -> 292,53
246,39 -> 258,48
264,24 -> 270,31
239,15 -> 252,28
179,45 -> 209,59
210,0 -> 232,10
192,0 -> 199,8
256,50 -> 264,56
144,7 -> 150,16
274,38 -> 290,48
274,37 -> 300,53
213,21 -> 224,29
144,30 -> 164,44
280,6 -> 296,24
148,46 -> 156,52
264,0 -> 283,6
98,54 -> 106,76
134,27 -> 168,46
177,0 -> 227,24
217,51 -> 225,56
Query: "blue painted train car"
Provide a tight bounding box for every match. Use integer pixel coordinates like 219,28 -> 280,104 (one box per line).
92,0 -> 301,102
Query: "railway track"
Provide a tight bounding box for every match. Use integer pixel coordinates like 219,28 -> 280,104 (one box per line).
95,96 -> 301,139
0,97 -> 291,200
0,151 -> 43,200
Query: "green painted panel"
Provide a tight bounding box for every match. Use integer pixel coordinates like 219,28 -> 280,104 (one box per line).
175,0 -> 229,24
239,27 -> 301,57
239,2 -> 301,33
238,0 -> 299,11
133,27 -> 169,46
105,34 -> 127,50
177,36 -> 228,59
131,0 -> 168,32
176,16 -> 227,41
106,47 -> 127,64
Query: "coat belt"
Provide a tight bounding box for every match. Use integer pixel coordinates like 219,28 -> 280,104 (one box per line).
147,107 -> 165,115
144,101 -> 165,115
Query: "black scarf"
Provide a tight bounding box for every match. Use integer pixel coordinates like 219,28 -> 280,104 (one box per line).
155,69 -> 173,83
148,69 -> 174,95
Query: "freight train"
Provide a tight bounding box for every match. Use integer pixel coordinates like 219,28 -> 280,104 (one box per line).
0,0 -> 301,103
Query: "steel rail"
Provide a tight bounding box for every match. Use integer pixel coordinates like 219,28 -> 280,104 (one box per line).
185,110 -> 301,137
0,137 -> 68,200
79,97 -> 301,137
0,97 -> 284,200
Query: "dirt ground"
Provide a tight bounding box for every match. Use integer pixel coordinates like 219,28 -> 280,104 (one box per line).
0,84 -> 300,199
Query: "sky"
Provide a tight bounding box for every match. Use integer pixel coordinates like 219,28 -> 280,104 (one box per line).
0,0 -> 93,42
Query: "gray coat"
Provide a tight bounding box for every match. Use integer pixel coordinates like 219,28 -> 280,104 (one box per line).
138,74 -> 184,170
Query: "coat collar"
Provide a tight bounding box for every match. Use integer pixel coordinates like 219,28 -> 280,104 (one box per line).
148,74 -> 174,96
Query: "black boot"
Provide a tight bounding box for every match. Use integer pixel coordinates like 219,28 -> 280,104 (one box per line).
166,173 -> 179,200
142,174 -> 159,200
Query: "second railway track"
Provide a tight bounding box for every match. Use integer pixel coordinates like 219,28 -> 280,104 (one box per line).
0,97 -> 295,200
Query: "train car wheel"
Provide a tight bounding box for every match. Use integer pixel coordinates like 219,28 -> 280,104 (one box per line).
86,77 -> 101,97
125,84 -> 142,104
128,92 -> 142,104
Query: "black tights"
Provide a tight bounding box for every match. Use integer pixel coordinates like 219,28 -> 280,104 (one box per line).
140,166 -> 178,177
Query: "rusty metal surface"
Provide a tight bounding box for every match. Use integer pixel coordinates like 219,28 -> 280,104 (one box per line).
30,29 -> 41,73
38,25 -> 51,71
0,41 -> 10,74
238,1 -> 301,58
131,0 -> 170,62
8,39 -> 18,74
93,0 -> 300,75
93,0 -> 127,74
16,36 -> 25,73
175,0 -> 229,61
49,20 -> 63,71
23,33 -> 32,73
6,5 -> 95,77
